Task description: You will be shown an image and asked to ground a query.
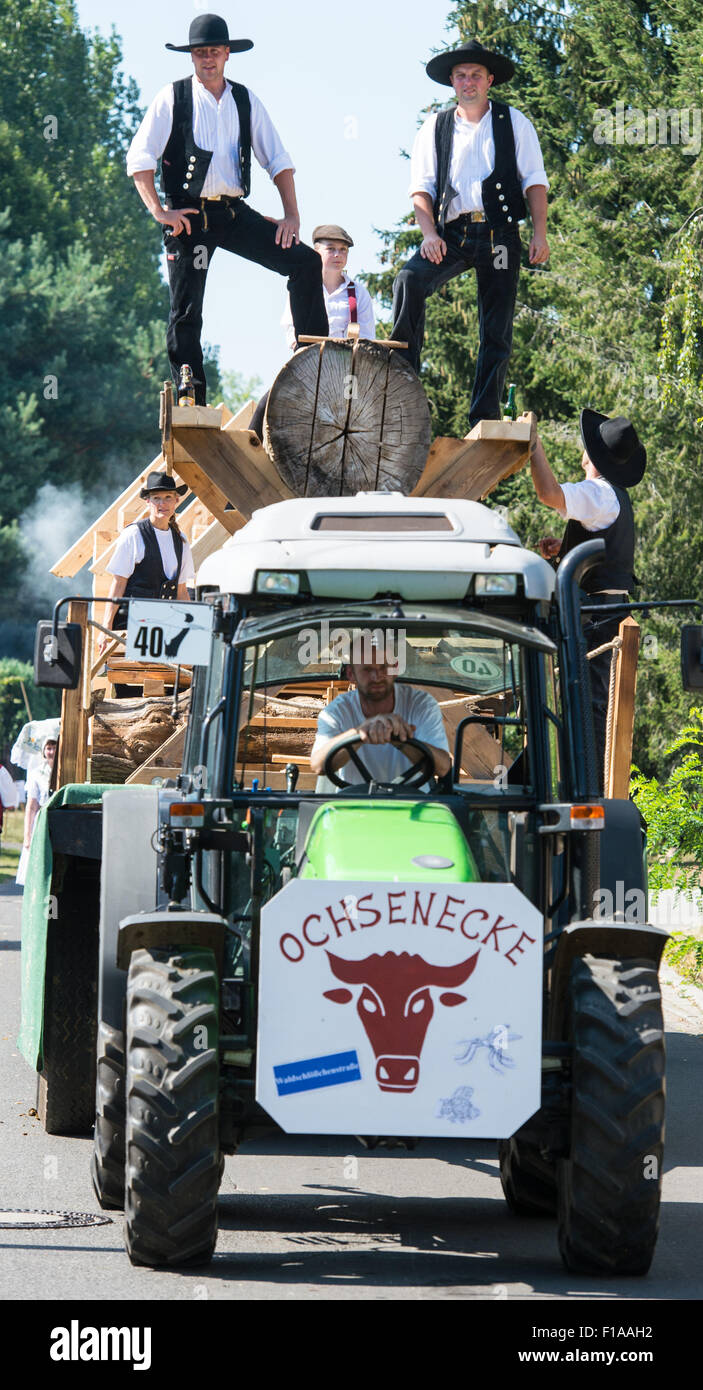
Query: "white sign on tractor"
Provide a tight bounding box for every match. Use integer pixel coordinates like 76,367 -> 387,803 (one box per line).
257,880 -> 543,1137
125,600 -> 213,666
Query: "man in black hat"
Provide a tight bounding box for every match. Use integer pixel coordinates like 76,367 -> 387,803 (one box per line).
392,40 -> 549,427
529,410 -> 646,784
127,13 -> 328,404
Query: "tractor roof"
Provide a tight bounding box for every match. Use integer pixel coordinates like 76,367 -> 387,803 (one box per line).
197,493 -> 555,602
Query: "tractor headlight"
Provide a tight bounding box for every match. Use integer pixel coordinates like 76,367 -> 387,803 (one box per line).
255,571 -> 301,595
474,574 -> 518,596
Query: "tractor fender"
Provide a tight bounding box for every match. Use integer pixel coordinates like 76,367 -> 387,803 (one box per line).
116,910 -> 227,973
98,788 -> 160,1032
548,920 -> 668,1040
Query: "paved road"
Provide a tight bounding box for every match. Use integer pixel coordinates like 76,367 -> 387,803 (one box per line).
1,882 -> 701,1302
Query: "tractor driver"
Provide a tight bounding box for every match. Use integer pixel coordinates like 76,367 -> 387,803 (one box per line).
310,650 -> 451,790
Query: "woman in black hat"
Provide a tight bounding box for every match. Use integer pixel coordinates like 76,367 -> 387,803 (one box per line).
530,409 -> 647,785
98,473 -> 195,690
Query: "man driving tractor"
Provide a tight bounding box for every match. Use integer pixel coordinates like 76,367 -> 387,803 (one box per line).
310,645 -> 451,789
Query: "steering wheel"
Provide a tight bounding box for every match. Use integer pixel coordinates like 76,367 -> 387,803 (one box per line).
322,730 -> 436,791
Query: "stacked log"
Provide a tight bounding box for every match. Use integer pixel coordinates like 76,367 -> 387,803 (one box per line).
91,692 -> 190,783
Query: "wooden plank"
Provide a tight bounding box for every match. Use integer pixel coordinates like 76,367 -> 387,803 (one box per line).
168,451 -> 245,534
606,616 -> 641,799
125,724 -> 187,784
466,419 -> 531,442
56,600 -> 89,787
226,399 -> 256,430
171,404 -> 224,428
173,424 -> 293,519
414,432 -> 530,502
191,518 -> 231,569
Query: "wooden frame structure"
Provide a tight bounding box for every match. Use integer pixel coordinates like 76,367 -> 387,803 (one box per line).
49,386 -> 534,787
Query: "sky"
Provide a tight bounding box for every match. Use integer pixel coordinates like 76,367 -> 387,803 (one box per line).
75,0 -> 458,389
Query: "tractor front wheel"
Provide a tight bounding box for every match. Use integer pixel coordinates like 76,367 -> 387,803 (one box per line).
124,947 -> 222,1267
557,954 -> 665,1275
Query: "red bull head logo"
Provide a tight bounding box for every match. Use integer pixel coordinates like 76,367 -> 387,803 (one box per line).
323,949 -> 479,1093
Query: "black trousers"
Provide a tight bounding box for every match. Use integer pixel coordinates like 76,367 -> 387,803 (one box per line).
164,199 -> 328,404
583,594 -> 630,789
391,219 -> 521,426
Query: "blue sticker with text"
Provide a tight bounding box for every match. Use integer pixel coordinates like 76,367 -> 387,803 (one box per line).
273,1050 -> 361,1096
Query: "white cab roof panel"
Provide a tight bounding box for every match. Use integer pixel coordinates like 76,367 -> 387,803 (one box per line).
197,493 -> 555,601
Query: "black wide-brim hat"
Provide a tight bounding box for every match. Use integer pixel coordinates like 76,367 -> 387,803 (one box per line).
580,409 -> 647,488
140,471 -> 188,499
166,13 -> 253,54
426,39 -> 515,87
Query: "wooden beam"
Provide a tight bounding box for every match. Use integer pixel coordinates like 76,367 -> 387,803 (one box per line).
170,451 -> 246,534
414,418 -> 531,501
606,616 -> 641,799
172,424 -> 293,519
56,600 -> 89,787
191,518 -> 230,568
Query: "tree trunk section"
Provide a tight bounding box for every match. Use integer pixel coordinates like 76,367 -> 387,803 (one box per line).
264,342 -> 431,496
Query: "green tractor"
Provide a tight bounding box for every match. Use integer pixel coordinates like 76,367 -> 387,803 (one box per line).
31,493 -> 681,1272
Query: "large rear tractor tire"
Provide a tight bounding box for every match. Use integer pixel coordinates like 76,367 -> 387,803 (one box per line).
498,1136 -> 557,1217
557,955 -> 665,1275
124,947 -> 222,1267
90,1021 -> 126,1210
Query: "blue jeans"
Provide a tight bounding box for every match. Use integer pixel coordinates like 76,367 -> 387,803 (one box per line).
391,219 -> 521,426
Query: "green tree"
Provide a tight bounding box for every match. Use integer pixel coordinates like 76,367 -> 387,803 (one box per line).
0,659 -> 60,755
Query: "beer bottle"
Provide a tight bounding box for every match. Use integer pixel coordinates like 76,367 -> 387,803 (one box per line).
178,364 -> 196,408
504,383 -> 517,420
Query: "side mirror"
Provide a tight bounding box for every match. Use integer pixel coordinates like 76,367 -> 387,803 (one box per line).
680,625 -> 703,691
33,621 -> 83,689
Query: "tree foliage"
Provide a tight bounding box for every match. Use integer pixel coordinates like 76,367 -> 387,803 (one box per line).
0,659 -> 60,755
365,0 -> 703,774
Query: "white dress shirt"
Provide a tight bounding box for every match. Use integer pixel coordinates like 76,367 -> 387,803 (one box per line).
107,524 -> 195,586
281,272 -> 376,350
410,104 -> 549,222
126,76 -> 294,195
559,478 -> 620,531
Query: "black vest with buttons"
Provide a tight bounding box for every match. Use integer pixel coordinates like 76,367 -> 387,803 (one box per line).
161,77 -> 252,208
557,483 -> 635,593
113,520 -> 184,628
433,99 -> 527,234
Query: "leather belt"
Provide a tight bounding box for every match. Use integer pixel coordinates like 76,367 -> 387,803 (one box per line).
452,211 -> 486,223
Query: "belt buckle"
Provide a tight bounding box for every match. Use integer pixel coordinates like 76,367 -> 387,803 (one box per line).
470,211 -> 485,223
203,195 -> 221,202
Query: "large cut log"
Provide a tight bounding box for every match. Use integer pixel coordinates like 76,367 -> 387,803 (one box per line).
264,341 -> 431,496
91,693 -> 190,783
